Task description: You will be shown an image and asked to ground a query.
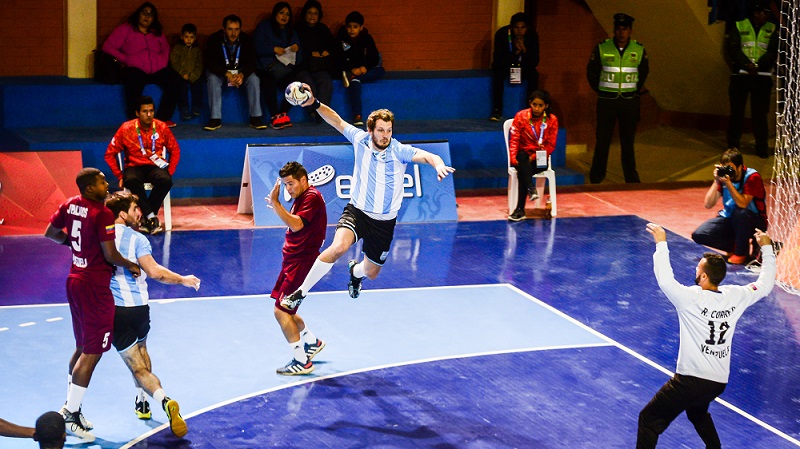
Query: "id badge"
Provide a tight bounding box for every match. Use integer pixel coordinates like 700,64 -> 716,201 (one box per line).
510,66 -> 522,84
227,69 -> 238,87
149,153 -> 169,169
536,150 -> 547,168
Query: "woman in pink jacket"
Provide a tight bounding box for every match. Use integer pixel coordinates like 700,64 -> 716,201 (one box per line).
102,2 -> 179,126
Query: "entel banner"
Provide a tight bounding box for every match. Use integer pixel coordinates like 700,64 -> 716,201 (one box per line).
238,141 -> 458,227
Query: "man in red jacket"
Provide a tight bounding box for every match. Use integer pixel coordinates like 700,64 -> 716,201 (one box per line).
104,96 -> 181,234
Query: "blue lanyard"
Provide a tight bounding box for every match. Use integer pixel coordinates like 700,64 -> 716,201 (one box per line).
530,112 -> 547,145
135,121 -> 157,156
221,41 -> 240,69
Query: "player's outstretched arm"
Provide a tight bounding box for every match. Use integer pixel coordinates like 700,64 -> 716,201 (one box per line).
645,223 -> 667,244
411,150 -> 456,181
0,417 -> 34,439
299,85 -> 349,134
138,254 -> 201,290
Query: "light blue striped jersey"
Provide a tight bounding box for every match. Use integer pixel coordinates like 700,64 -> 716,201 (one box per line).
110,224 -> 151,307
343,124 -> 418,219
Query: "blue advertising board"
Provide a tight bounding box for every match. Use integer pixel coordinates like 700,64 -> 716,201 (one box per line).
243,141 -> 457,227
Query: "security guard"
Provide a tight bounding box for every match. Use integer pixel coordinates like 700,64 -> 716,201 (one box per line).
726,1 -> 777,159
586,13 -> 649,184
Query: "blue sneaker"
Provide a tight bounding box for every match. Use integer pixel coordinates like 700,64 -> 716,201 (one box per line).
276,358 -> 314,376
304,339 -> 326,361
348,260 -> 363,298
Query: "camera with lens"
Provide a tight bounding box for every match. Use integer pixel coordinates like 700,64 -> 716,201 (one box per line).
717,165 -> 736,179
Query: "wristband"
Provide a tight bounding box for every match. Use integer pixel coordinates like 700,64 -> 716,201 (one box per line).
308,99 -> 321,111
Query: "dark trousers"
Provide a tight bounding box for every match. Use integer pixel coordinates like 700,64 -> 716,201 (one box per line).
122,165 -> 172,218
514,150 -> 546,211
727,74 -> 773,153
637,374 -> 726,449
308,70 -> 333,106
491,65 -> 538,115
123,67 -> 179,121
257,67 -> 314,117
590,96 -> 641,184
347,67 -> 386,118
178,77 -> 203,116
692,208 -> 766,256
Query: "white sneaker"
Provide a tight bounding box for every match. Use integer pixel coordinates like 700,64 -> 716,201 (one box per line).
60,406 -> 92,430
60,408 -> 96,442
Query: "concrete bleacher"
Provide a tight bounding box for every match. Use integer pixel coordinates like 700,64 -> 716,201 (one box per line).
0,72 -> 584,198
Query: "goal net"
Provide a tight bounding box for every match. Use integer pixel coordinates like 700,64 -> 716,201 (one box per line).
770,0 -> 800,294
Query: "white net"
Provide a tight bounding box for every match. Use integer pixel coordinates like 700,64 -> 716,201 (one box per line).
770,0 -> 800,294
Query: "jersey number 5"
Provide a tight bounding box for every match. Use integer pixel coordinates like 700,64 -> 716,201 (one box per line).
71,221 -> 82,252
705,321 -> 730,345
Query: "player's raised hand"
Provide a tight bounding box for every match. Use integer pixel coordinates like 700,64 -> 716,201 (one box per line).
435,164 -> 455,181
266,178 -> 281,209
754,228 -> 772,247
646,223 -> 667,243
299,83 -> 316,107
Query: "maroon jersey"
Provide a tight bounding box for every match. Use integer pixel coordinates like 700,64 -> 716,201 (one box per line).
50,195 -> 116,286
283,186 -> 327,260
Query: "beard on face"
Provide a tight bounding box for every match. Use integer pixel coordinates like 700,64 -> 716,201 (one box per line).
372,135 -> 390,150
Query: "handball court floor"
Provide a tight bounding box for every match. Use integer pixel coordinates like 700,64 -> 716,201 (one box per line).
1,186 -> 800,448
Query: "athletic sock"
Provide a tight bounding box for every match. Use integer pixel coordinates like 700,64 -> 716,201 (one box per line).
298,260 -> 334,294
153,389 -> 167,405
65,384 -> 87,413
67,374 -> 72,399
137,388 -> 147,403
300,327 -> 317,345
290,340 -> 308,363
352,261 -> 366,279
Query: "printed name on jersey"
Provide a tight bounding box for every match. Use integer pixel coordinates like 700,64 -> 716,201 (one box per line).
700,344 -> 730,359
67,204 -> 88,218
72,254 -> 87,268
700,306 -> 735,318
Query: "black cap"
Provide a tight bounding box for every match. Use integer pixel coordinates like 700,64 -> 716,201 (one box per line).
614,13 -> 634,27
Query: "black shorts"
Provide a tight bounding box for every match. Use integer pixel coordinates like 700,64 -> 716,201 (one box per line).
112,305 -> 151,352
337,204 -> 396,265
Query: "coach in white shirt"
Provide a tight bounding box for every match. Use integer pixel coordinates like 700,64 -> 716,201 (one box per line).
636,223 -> 776,448
279,87 -> 455,310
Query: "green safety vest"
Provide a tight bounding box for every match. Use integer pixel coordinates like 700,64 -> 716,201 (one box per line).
735,19 -> 775,64
598,39 -> 644,93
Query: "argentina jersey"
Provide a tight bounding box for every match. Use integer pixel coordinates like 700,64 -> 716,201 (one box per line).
110,224 -> 151,307
343,125 -> 417,219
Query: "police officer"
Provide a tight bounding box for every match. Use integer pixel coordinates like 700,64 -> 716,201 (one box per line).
587,13 -> 649,184
726,1 -> 777,159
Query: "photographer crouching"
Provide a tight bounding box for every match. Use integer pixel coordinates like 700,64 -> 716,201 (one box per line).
692,148 -> 767,264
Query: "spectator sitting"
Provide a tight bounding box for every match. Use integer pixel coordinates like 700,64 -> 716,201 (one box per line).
254,1 -> 314,130
295,0 -> 338,117
489,12 -> 539,122
692,148 -> 767,264
102,2 -> 179,127
203,14 -> 267,131
337,11 -> 385,126
170,23 -> 204,121
33,412 -> 65,449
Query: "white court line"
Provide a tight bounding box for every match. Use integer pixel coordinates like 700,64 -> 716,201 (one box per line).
121,341 -> 614,448
45,317 -> 63,322
504,283 -> 800,447
18,322 -> 35,327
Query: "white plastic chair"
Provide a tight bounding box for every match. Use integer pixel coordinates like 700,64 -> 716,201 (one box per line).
117,152 -> 172,231
503,119 -> 557,217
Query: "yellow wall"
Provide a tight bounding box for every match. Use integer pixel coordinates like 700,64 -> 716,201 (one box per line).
66,0 -> 97,79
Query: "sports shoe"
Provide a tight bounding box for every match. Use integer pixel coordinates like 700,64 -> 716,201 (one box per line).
280,289 -> 306,311
352,115 -> 364,126
508,208 -> 525,222
138,218 -> 152,234
162,397 -> 188,438
135,398 -> 151,419
276,358 -> 314,376
341,71 -> 351,88
203,119 -> 222,131
164,120 -> 177,128
489,111 -> 502,122
728,254 -> 748,265
61,408 -> 95,442
527,186 -> 539,201
148,217 -> 162,235
60,405 -> 93,430
249,116 -> 267,130
305,339 -> 326,361
271,113 -> 292,130
348,260 -> 363,298
181,109 -> 193,121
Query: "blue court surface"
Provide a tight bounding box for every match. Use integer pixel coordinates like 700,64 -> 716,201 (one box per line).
1,215 -> 799,448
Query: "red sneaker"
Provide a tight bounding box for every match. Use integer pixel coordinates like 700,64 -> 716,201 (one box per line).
270,113 -> 292,130
727,254 -> 748,265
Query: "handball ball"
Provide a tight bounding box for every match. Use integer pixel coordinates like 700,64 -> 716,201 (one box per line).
285,82 -> 310,106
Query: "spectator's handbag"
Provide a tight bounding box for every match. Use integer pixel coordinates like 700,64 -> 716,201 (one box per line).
93,50 -> 123,84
